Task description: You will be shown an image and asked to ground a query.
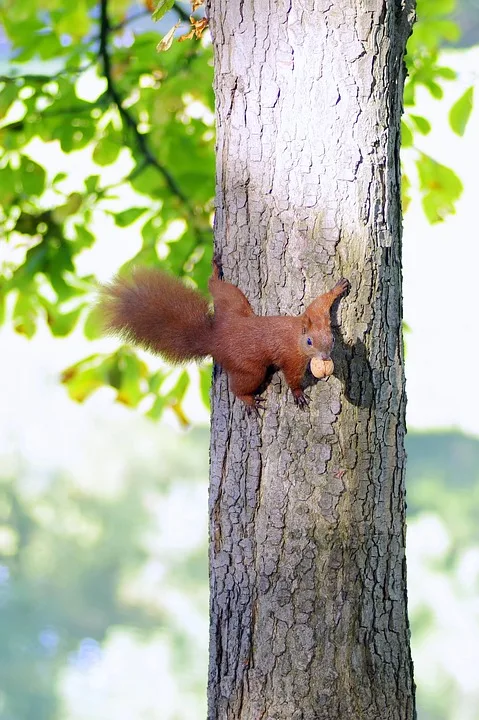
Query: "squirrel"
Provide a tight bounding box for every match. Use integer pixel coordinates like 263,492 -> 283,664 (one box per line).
100,257 -> 350,410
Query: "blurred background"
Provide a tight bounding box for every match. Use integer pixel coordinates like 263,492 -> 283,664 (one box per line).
1,1 -> 479,718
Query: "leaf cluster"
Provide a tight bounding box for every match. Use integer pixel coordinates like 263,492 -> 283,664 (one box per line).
402,0 -> 473,221
0,0 -> 214,420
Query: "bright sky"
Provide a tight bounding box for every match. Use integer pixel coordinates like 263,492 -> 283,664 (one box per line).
402,47 -> 479,434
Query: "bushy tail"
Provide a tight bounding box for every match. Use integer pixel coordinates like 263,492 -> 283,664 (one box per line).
100,268 -> 214,363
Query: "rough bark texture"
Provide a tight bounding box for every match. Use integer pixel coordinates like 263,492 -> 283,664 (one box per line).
206,1 -> 416,718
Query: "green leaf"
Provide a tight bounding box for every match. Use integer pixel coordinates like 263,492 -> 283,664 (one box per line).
113,207 -> 148,227
0,164 -> 17,205
434,20 -> 461,43
449,86 -> 474,137
19,156 -> 46,196
61,352 -> 144,403
401,121 -> 413,148
13,293 -> 37,338
74,224 -> 95,249
62,362 -> 108,403
92,136 -> 121,166
52,172 -> 68,184
401,171 -> 412,214
52,193 -> 83,223
0,291 -> 5,326
115,351 -> 147,407
424,79 -> 443,100
148,370 -> 166,394
0,82 -> 18,119
38,33 -> 64,60
142,216 -> 163,246
403,81 -> 415,107
131,164 -> 167,198
49,273 -> 77,303
83,306 -> 104,340
435,66 -> 456,80
152,0 -> 175,22
416,0 -> 455,17
84,175 -> 101,193
54,0 -> 91,39
199,364 -> 212,409
147,395 -> 168,420
167,370 -> 190,404
417,153 -> 463,224
44,302 -> 85,337
409,114 -> 431,135
22,241 -> 48,276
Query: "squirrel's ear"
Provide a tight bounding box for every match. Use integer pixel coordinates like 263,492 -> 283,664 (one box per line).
302,315 -> 312,334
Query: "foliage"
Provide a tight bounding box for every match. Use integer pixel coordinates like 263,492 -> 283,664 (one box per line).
402,0 -> 474,220
0,0 -> 214,421
0,0 -> 474,418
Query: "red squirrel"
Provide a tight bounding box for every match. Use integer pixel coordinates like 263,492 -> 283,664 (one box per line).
101,258 -> 349,409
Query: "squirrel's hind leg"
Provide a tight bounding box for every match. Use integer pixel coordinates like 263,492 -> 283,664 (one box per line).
209,260 -> 255,319
229,372 -> 267,410
240,394 -> 267,417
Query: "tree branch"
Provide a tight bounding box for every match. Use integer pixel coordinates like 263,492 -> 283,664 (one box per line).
110,9 -> 150,32
173,3 -> 191,22
99,0 -> 191,210
110,2 -> 190,32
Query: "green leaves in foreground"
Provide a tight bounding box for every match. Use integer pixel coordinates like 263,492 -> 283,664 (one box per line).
0,0 -> 215,421
61,348 -> 212,424
449,86 -> 474,136
152,0 -> 176,22
401,0 -> 473,223
417,153 -> 463,223
62,349 -> 150,407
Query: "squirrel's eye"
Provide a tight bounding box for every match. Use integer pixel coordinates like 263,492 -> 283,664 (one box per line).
306,338 -> 313,346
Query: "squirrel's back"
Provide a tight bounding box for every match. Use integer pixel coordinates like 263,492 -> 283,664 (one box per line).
100,268 -> 213,363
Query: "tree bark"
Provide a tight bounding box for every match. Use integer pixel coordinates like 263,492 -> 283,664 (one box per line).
206,1 -> 416,718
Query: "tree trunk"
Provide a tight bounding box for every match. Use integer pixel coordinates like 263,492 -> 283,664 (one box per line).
206,1 -> 416,718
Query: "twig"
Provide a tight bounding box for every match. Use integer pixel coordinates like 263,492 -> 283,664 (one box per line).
110,3 -> 190,32
111,9 -> 150,32
173,3 -> 191,22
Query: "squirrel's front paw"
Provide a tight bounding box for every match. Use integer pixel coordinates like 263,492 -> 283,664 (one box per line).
293,389 -> 310,409
334,278 -> 350,296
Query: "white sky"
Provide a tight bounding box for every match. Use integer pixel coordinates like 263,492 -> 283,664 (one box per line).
402,47 -> 479,433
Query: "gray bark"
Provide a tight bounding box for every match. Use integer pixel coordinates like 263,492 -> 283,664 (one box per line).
206,1 -> 416,718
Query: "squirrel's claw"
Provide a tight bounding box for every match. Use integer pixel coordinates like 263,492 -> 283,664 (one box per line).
293,390 -> 310,409
244,395 -> 266,417
333,278 -> 350,297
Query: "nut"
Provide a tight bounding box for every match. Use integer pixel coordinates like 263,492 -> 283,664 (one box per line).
310,357 -> 334,379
